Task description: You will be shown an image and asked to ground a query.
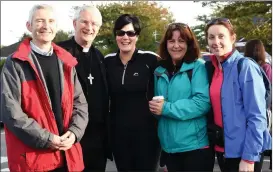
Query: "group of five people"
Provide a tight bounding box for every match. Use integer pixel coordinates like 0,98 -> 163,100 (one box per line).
0,3 -> 271,172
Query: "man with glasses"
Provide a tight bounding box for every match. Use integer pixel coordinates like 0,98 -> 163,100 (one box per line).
58,5 -> 111,172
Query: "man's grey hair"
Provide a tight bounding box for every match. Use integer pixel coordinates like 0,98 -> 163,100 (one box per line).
28,4 -> 56,25
73,5 -> 102,26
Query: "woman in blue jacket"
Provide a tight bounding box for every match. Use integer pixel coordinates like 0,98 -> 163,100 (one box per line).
204,18 -> 271,172
149,23 -> 214,171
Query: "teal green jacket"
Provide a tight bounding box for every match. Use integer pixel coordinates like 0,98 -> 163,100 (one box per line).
154,59 -> 211,153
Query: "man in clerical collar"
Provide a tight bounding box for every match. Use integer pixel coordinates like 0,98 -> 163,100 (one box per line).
58,5 -> 112,172
0,4 -> 88,172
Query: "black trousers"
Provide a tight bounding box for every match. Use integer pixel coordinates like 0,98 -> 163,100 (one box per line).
81,122 -> 108,172
112,127 -> 160,171
216,152 -> 264,172
165,148 -> 215,172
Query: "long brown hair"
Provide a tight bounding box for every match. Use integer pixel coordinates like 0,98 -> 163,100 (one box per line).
158,23 -> 200,71
245,39 -> 266,65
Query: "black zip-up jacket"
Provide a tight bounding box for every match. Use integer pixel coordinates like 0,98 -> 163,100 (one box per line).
105,49 -> 158,130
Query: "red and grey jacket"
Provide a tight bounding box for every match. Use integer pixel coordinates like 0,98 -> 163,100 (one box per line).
0,38 -> 88,171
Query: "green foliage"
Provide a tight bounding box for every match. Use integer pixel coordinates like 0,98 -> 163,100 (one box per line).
19,30 -> 72,43
53,30 -> 72,43
194,1 -> 272,54
86,1 -> 174,55
191,15 -> 211,51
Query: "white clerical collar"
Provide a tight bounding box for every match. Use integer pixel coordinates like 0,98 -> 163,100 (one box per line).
30,41 -> 53,56
82,47 -> 90,53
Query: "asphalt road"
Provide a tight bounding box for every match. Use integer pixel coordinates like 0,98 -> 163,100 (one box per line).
0,128 -> 271,172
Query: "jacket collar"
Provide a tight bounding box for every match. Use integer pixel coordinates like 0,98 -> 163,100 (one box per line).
221,50 -> 242,68
210,49 -> 240,69
13,38 -> 77,67
155,60 -> 196,75
115,48 -> 139,65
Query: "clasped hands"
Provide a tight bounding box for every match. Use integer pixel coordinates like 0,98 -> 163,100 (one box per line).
48,131 -> 76,151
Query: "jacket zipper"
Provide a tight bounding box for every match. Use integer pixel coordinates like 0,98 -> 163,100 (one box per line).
122,63 -> 128,85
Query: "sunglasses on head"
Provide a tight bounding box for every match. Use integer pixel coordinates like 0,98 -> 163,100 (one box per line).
116,30 -> 137,37
167,22 -> 188,29
207,18 -> 232,26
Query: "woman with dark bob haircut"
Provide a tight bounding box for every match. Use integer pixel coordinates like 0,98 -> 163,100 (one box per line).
104,14 -> 160,171
149,22 -> 214,171
245,39 -> 272,82
204,18 -> 271,172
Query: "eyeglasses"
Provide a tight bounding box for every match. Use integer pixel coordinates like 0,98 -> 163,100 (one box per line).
167,22 -> 188,29
116,30 -> 137,37
79,19 -> 101,27
207,18 -> 232,26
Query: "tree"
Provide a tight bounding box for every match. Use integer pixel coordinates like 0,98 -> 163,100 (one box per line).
19,30 -> 72,43
191,15 -> 211,51
53,30 -> 72,43
194,1 -> 272,54
73,1 -> 174,55
213,1 -> 272,54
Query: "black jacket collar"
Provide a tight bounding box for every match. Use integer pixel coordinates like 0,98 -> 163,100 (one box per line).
58,37 -> 108,95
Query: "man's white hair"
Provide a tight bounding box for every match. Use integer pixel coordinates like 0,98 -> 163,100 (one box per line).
28,4 -> 56,25
73,5 -> 102,26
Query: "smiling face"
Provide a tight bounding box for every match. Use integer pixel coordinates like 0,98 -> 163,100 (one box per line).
167,30 -> 188,64
207,24 -> 235,58
73,9 -> 101,45
116,23 -> 138,54
26,8 -> 57,46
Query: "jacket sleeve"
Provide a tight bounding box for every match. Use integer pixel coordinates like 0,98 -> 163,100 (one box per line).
0,58 -> 53,149
68,68 -> 88,142
239,59 -> 267,161
162,62 -> 211,121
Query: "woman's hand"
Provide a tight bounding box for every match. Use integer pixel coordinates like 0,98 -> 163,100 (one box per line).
239,160 -> 254,172
149,99 -> 164,115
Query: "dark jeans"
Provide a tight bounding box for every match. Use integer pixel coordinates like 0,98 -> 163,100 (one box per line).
216,152 -> 264,172
165,148 -> 215,172
112,127 -> 160,171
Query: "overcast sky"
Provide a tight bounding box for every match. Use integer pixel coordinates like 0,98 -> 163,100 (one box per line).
1,1 -> 212,46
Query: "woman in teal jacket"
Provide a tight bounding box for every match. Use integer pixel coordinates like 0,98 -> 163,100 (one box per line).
149,23 -> 214,171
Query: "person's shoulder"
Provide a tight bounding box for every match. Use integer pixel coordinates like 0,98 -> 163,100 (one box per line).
56,38 -> 73,50
92,47 -> 104,57
193,58 -> 206,69
104,52 -> 117,64
137,49 -> 159,59
196,58 -> 206,64
262,62 -> 272,68
105,52 -> 117,59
